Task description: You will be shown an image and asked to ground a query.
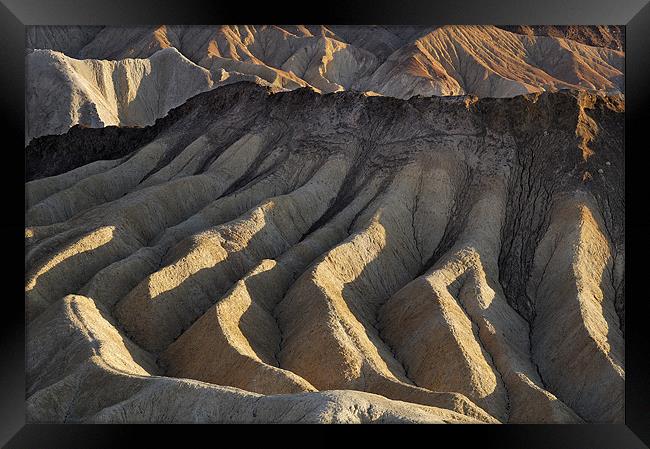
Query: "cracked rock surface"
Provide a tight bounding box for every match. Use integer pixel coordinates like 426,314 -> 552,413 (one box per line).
25,82 -> 624,423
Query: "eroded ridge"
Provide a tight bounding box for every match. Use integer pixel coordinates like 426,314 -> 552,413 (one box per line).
25,83 -> 624,424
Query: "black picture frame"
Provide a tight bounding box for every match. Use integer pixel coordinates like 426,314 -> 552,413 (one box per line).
2,0 -> 648,446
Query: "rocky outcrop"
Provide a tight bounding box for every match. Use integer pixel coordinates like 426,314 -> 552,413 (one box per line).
25,82 -> 624,423
25,25 -> 624,142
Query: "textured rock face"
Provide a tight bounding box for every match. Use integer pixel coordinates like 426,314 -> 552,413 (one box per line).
26,25 -> 624,142
25,82 -> 624,424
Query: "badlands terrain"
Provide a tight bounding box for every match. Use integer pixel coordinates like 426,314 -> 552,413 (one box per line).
25,78 -> 624,423
25,25 -> 624,142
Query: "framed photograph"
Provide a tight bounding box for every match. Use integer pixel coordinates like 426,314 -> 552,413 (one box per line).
2,0 -> 648,446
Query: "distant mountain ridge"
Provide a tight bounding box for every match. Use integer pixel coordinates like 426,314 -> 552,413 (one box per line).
25,25 -> 624,143
27,25 -> 625,59
496,25 -> 624,51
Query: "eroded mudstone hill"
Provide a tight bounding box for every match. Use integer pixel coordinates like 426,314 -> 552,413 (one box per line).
25,82 -> 624,424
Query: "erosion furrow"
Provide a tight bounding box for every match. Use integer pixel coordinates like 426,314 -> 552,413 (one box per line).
528,191 -> 624,422
27,293 -> 476,424
380,181 -> 582,423
25,132 -> 279,319
26,136 -> 182,227
161,172 -> 386,394
78,150 -> 319,309
114,156 -> 351,352
26,159 -> 125,209
274,161 -> 497,422
25,130 -> 269,249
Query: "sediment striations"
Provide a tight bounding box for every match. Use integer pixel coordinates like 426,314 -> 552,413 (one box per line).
25,82 -> 624,423
26,25 -> 624,142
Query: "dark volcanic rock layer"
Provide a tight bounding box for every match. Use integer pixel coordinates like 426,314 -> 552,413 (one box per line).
25,82 -> 624,424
